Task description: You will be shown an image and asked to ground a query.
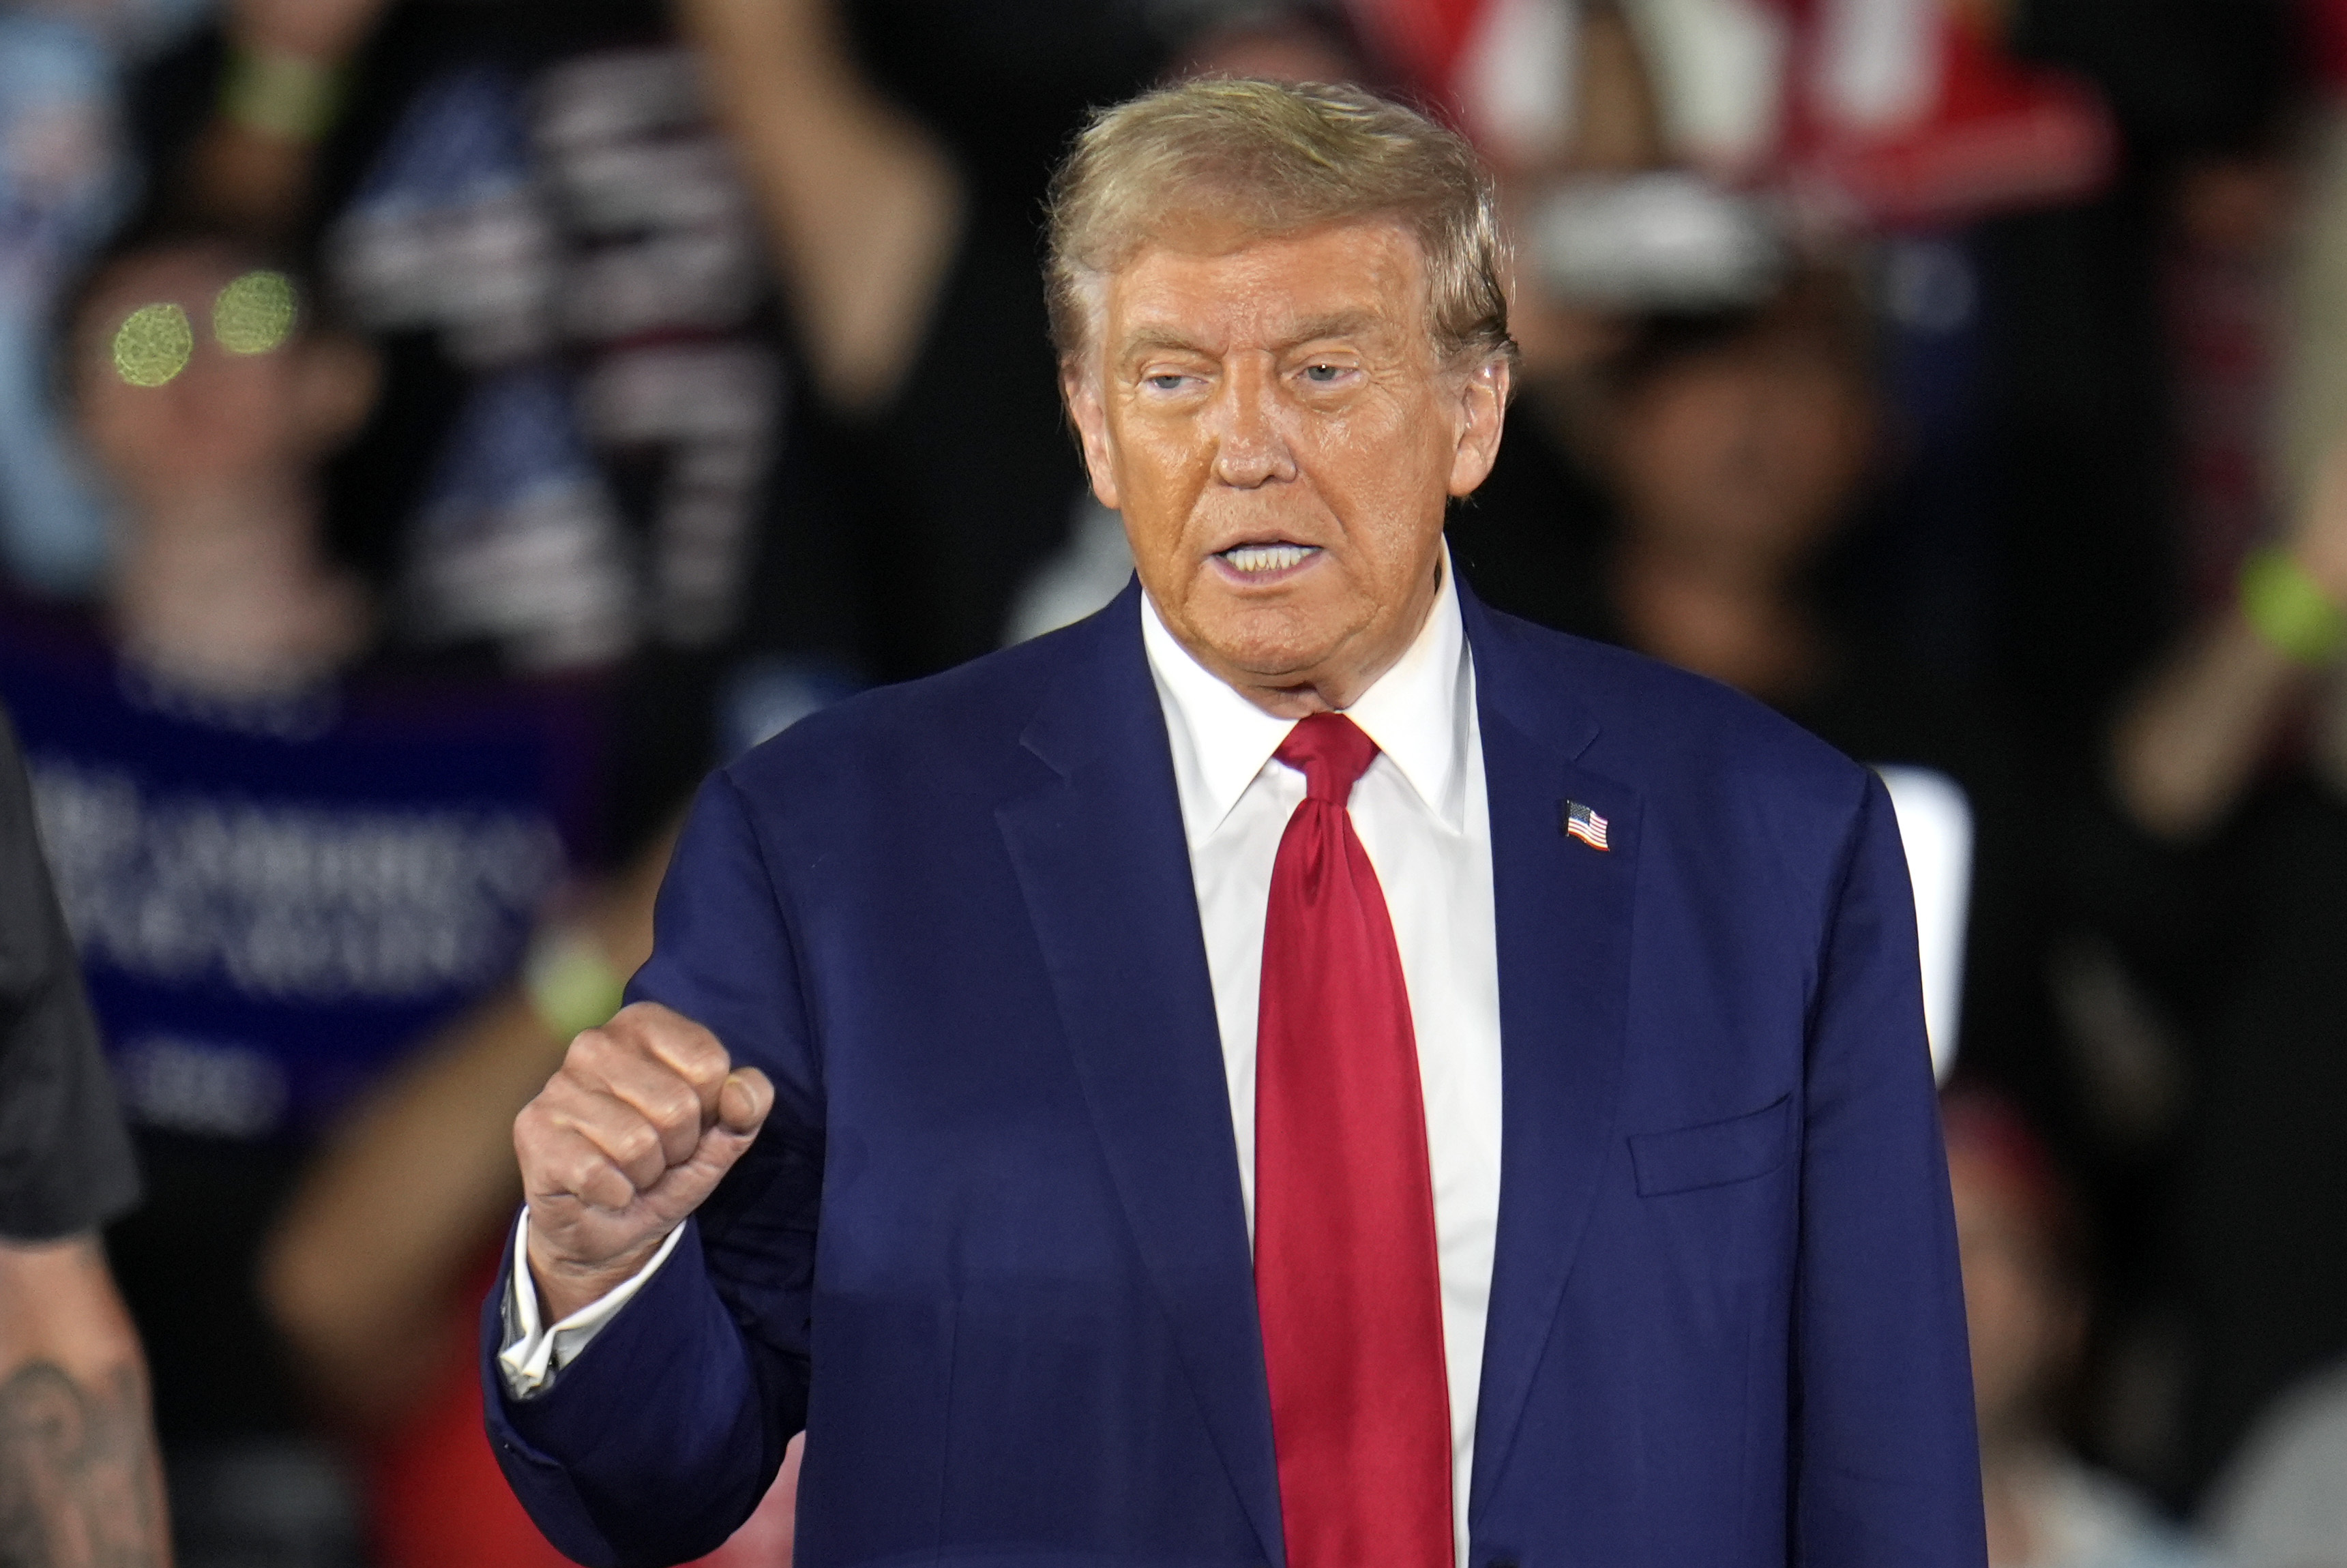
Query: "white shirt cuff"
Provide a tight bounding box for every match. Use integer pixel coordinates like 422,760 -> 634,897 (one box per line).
497,1210 -> 684,1400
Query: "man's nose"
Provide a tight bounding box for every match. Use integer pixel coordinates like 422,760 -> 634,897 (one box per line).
1209,353 -> 1297,489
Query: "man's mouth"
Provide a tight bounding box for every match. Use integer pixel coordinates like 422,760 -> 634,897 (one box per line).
1216,542 -> 1319,575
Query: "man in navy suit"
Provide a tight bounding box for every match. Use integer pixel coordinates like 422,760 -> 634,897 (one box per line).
484,79 -> 1985,1568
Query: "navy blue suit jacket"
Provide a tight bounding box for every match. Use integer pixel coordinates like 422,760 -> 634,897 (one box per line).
484,579 -> 1985,1568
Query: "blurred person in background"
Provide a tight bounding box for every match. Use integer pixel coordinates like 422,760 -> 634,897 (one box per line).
2112,430 -> 2347,855
2101,13 -> 2347,1473
1956,0 -> 2309,1509
0,0 -> 403,600
674,0 -> 1055,676
684,0 -> 1376,672
0,698 -> 171,1568
1464,275 -> 1882,709
113,0 -> 866,857
1944,1089 -> 2209,1568
0,228 -> 608,1568
2099,419 -> 2347,1496
1813,0 -> 2272,775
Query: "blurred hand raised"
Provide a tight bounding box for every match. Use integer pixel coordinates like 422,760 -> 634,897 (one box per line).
2293,432 -> 2347,604
515,1002 -> 773,1321
228,0 -> 395,64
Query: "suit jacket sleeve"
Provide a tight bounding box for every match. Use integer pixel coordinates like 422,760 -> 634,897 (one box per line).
482,770 -> 823,1568
1795,774 -> 1988,1567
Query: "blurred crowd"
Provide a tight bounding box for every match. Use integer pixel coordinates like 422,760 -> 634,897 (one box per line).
0,0 -> 2344,1565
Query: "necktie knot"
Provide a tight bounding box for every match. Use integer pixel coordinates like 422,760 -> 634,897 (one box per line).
1275,712 -> 1379,805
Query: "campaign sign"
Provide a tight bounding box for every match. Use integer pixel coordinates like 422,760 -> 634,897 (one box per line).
0,611 -> 602,1143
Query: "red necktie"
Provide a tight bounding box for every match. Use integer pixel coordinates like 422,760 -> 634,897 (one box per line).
1254,712 -> 1454,1568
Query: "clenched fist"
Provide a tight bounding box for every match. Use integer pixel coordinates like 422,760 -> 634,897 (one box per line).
516,1001 -> 774,1321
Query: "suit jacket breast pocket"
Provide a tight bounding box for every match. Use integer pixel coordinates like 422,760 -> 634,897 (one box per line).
1629,1094 -> 1793,1196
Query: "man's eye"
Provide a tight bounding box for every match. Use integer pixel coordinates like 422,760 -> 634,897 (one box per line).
1303,363 -> 1346,383
1145,373 -> 1190,391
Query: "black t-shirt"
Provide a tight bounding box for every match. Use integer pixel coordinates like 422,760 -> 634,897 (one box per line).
128,0 -> 1154,827
0,701 -> 139,1242
130,1 -> 866,855
2071,777 -> 2347,1495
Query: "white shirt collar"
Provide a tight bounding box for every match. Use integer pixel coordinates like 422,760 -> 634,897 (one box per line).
1140,544 -> 1473,846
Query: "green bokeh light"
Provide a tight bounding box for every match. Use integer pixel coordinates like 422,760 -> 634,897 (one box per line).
213,270 -> 298,355
113,303 -> 194,387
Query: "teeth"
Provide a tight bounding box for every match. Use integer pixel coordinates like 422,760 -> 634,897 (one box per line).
1223,544 -> 1311,574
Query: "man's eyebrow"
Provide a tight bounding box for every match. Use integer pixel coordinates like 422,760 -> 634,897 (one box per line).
1117,328 -> 1215,361
1277,310 -> 1385,349
1115,310 -> 1392,362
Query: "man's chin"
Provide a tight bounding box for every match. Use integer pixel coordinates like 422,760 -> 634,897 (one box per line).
1145,569 -> 1361,678
1190,618 -> 1353,694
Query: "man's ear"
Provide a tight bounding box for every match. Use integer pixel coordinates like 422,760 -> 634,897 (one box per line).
1063,364 -> 1122,512
1447,355 -> 1509,497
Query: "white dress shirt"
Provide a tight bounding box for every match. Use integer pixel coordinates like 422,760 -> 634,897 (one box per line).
504,553 -> 1506,1564
1142,553 -> 1502,1567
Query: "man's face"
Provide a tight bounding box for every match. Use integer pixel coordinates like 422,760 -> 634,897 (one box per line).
1066,218 -> 1506,714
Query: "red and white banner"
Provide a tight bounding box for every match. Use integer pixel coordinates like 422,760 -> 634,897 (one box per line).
1784,0 -> 2115,229
1348,0 -> 2115,230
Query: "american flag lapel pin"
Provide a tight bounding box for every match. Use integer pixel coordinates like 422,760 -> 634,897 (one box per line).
1563,799 -> 1610,851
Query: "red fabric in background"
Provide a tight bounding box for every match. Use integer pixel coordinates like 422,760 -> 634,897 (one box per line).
368,1251 -> 798,1568
1343,0 -> 1487,108
1788,3 -> 2114,229
367,1255 -> 576,1568
2314,0 -> 2347,91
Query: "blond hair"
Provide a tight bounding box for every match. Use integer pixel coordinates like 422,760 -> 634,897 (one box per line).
1045,78 -> 1514,374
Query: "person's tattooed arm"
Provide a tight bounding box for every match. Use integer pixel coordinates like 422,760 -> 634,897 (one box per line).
0,1237 -> 169,1568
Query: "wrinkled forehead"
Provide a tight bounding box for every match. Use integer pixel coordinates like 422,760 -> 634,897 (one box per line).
1082,211 -> 1435,364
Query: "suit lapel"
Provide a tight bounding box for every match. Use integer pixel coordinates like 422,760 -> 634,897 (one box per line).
994,585 -> 1286,1567
1460,589 -> 1638,1522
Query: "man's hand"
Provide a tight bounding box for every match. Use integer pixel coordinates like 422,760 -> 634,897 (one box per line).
515,1002 -> 773,1322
